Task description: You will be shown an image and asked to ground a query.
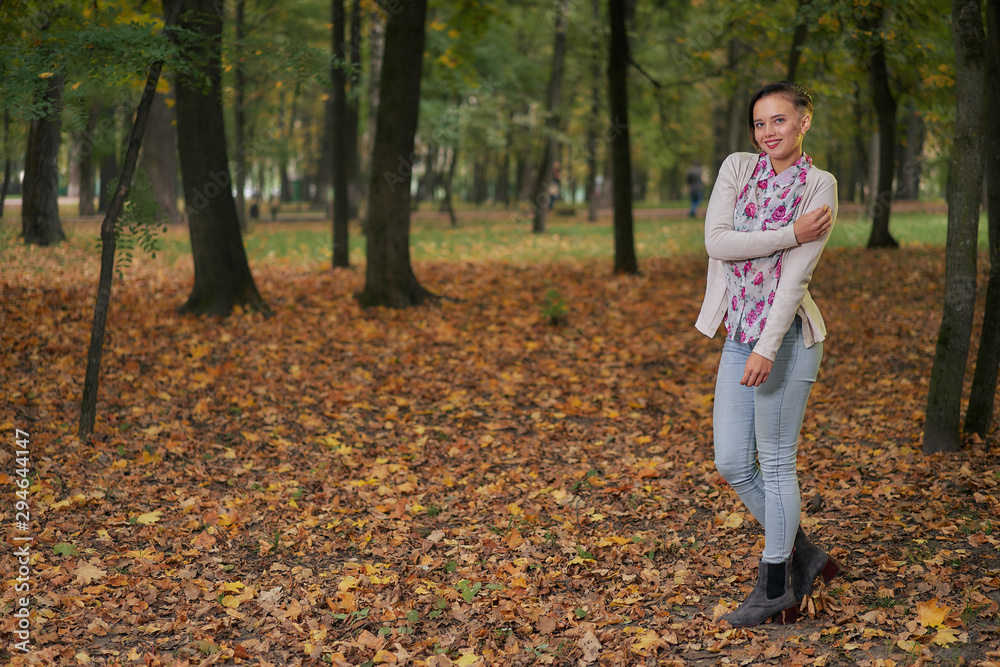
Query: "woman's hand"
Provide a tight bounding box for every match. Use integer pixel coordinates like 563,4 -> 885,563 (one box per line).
741,352 -> 773,387
792,205 -> 832,244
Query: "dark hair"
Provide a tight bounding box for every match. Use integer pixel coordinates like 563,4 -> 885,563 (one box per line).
747,81 -> 814,151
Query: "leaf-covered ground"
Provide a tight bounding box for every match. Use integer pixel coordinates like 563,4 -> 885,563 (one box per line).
2,236 -> 999,666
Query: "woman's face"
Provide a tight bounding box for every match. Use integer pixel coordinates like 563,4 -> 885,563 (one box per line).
752,94 -> 811,172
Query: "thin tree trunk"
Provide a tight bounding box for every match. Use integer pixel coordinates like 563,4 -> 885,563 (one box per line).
529,0 -> 569,234
358,0 -> 432,308
234,0 -> 249,229
895,104 -> 925,201
21,73 -> 66,246
964,0 -> 1000,437
786,0 -> 811,83
442,146 -> 458,228
360,12 -> 384,217
863,6 -> 899,248
609,0 -> 638,275
923,0 -> 987,453
587,0 -> 600,223
346,0 -> 362,219
79,2 -> 182,438
332,0 -> 350,267
171,0 -> 268,317
78,106 -> 98,216
1,110 -> 14,219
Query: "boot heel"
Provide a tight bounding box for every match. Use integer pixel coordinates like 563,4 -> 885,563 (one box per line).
775,606 -> 798,624
820,557 -> 841,584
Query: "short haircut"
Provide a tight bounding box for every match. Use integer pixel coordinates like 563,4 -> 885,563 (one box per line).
747,81 -> 814,152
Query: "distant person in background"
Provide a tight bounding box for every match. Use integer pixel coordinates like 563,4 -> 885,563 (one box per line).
548,161 -> 562,210
686,161 -> 704,217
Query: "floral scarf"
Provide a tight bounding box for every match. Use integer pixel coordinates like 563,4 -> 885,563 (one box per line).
723,152 -> 812,343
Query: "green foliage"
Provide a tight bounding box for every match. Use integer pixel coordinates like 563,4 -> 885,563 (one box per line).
541,288 -> 569,326
106,172 -> 167,280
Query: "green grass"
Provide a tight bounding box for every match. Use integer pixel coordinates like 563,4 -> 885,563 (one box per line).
0,202 -> 989,267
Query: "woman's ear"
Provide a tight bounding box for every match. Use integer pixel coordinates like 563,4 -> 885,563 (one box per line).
800,114 -> 812,135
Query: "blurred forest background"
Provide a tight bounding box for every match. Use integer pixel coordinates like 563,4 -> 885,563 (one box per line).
0,0 -> 959,232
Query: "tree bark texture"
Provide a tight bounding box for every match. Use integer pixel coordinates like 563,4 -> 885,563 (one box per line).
346,0 -> 362,219
861,5 -> 899,249
332,0 -> 350,267
21,73 -> 66,246
608,0 -> 638,275
79,2 -> 182,438
923,0 -> 987,453
529,0 -> 568,234
171,0 -> 267,317
357,0 -> 431,309
964,0 -> 1000,437
139,91 -> 181,223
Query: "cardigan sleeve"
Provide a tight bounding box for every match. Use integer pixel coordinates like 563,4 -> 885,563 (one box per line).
704,153 -> 799,262
752,172 -> 838,361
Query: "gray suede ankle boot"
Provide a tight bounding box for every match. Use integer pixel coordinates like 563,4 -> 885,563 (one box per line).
791,526 -> 841,602
722,560 -> 798,627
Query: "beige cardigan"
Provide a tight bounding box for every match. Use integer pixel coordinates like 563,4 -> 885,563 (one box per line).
695,152 -> 838,361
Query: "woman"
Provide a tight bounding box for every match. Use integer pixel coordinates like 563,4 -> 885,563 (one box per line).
695,81 -> 841,627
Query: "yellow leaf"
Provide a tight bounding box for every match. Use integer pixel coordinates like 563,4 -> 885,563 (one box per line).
39,72 -> 54,78
447,29 -> 460,38
222,595 -> 240,608
507,503 -> 523,516
136,511 -> 161,525
220,581 -> 244,592
630,629 -> 664,656
932,628 -> 962,646
916,598 -> 950,628
454,654 -> 479,666
724,512 -> 744,528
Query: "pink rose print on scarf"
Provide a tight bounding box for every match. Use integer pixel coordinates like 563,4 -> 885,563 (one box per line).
745,202 -> 757,218
732,296 -> 738,311
740,184 -> 750,199
772,205 -> 788,222
734,264 -> 742,278
767,291 -> 775,305
752,161 -> 762,177
792,196 -> 802,209
744,261 -> 752,275
759,317 -> 766,330
740,331 -> 747,343
798,169 -> 808,184
763,197 -> 771,207
753,272 -> 764,286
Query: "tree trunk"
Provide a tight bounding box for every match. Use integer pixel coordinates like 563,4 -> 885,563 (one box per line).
359,12 -> 384,216
21,73 -> 66,246
923,0 -> 987,453
587,0 -> 601,223
442,146 -> 458,228
964,0 -> 1000,437
529,0 -> 569,234
78,106 -> 98,216
985,0 -> 1000,263
786,0 -> 811,83
0,110 -> 11,218
171,0 -> 268,317
496,146 -> 510,207
862,6 -> 899,248
332,0 -> 350,268
895,104 -> 925,201
609,0 -> 638,275
357,0 -> 432,309
232,0 -> 248,228
79,2 -> 182,438
139,91 -> 181,223
346,0 -> 362,219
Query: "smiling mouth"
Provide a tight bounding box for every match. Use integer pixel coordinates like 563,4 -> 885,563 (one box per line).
764,140 -> 781,149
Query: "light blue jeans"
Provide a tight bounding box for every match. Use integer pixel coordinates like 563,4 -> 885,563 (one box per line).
713,317 -> 822,563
